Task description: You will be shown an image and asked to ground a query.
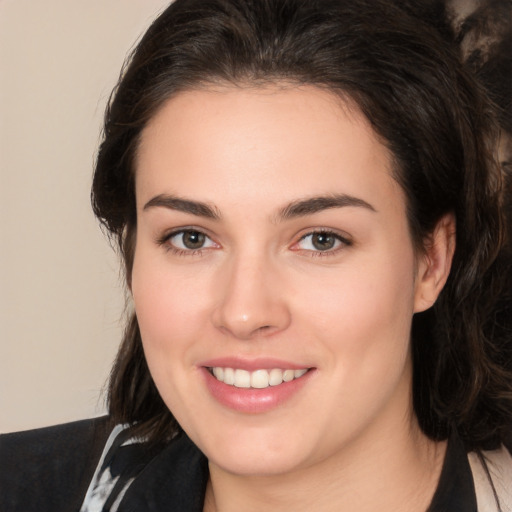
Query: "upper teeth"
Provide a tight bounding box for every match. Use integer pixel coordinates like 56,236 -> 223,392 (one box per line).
210,367 -> 308,389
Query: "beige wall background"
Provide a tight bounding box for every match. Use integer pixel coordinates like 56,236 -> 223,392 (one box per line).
0,0 -> 171,433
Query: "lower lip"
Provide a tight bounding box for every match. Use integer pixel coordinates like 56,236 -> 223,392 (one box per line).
201,367 -> 314,414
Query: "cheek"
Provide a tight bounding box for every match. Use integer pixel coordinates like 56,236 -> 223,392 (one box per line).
130,250 -> 210,358
301,257 -> 415,334
130,250 -> 213,421
294,248 -> 417,381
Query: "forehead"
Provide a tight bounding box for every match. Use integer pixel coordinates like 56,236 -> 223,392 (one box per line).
135,85 -> 403,216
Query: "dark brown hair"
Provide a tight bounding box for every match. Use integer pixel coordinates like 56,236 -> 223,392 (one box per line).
92,0 -> 512,449
454,0 -> 512,133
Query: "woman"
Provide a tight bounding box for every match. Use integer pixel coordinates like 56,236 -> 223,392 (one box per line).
2,0 -> 511,510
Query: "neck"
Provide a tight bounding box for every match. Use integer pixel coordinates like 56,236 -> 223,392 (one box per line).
203,417 -> 447,512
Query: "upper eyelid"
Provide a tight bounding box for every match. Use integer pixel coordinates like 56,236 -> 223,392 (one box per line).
157,228 -> 219,255
159,226 -> 215,241
155,226 -> 352,249
297,228 -> 352,243
290,229 -> 353,256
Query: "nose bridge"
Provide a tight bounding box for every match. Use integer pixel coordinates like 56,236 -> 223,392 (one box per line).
212,246 -> 290,339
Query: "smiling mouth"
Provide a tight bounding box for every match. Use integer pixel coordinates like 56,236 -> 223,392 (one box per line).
207,367 -> 310,389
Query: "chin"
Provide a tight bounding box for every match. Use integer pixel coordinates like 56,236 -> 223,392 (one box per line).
209,448 -> 308,476
196,425 -> 317,476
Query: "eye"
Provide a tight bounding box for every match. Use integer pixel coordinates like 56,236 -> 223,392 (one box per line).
162,229 -> 218,253
294,230 -> 351,253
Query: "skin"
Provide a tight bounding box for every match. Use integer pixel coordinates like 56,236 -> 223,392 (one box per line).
131,85 -> 455,511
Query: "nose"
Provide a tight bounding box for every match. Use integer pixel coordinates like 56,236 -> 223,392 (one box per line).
211,252 -> 291,340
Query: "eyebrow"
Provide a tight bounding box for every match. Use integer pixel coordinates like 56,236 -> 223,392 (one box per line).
143,194 -> 221,220
142,192 -> 375,221
277,194 -> 376,220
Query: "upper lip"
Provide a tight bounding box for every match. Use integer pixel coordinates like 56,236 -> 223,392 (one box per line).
199,357 -> 313,372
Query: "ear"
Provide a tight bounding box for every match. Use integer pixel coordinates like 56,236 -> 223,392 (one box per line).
414,213 -> 456,313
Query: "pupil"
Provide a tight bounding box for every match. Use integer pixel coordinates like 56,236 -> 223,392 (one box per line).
312,233 -> 335,250
183,231 -> 205,249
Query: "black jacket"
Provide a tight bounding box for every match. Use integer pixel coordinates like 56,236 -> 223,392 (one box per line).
0,417 -> 480,511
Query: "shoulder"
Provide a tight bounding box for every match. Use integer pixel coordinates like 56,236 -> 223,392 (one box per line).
468,445 -> 512,511
0,416 -> 113,512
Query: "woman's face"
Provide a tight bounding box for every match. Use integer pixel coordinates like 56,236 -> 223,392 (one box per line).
132,85 -> 436,476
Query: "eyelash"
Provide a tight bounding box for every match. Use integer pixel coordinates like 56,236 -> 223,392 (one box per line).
156,228 -> 352,257
293,229 -> 352,258
156,228 -> 216,257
